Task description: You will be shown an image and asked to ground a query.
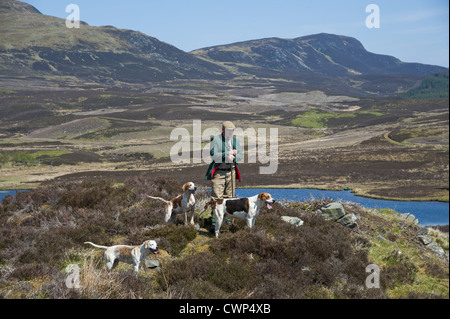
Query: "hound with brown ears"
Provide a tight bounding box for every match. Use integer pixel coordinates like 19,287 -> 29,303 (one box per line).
84,240 -> 159,275
147,182 -> 197,225
204,192 -> 275,237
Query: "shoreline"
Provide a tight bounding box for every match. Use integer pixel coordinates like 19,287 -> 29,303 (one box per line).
238,184 -> 450,203
2,182 -> 448,226
2,180 -> 449,204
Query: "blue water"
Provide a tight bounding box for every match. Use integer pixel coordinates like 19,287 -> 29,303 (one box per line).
0,190 -> 28,202
236,188 -> 449,226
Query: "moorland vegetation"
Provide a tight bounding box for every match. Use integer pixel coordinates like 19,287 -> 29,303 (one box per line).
0,176 -> 448,299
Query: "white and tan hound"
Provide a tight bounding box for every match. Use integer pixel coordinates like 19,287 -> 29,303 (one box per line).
84,240 -> 159,274
147,182 -> 197,225
204,192 -> 275,237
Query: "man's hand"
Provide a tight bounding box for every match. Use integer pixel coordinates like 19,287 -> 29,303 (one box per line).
228,151 -> 235,163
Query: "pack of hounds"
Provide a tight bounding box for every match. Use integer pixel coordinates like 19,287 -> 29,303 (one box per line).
85,181 -> 275,274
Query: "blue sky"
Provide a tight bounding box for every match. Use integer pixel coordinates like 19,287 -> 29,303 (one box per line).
22,0 -> 449,67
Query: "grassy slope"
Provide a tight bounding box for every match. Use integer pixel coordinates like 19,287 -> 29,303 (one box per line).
0,1 -> 131,53
0,177 -> 448,299
0,0 -> 231,83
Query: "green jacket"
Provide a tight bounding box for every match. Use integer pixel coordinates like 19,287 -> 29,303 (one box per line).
205,134 -> 242,181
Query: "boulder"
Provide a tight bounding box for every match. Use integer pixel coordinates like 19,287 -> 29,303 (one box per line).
417,235 -> 432,246
426,241 -> 445,256
400,213 -> 419,225
145,258 -> 160,269
281,216 -> 304,227
337,213 -> 358,228
319,202 -> 345,221
416,234 -> 446,257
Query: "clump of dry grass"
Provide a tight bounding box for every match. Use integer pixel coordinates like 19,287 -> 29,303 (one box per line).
72,255 -> 157,299
428,227 -> 449,251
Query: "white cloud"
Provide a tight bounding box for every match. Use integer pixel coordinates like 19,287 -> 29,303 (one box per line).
383,8 -> 448,24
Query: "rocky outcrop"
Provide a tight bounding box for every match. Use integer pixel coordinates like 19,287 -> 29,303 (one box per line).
317,202 -> 345,221
336,213 -> 358,229
281,216 -> 304,227
399,213 -> 419,225
315,202 -> 358,228
417,228 -> 446,257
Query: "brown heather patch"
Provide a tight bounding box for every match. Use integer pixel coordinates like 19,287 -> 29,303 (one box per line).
0,175 -> 447,299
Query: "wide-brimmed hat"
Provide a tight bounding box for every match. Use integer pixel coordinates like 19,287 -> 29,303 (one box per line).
222,121 -> 235,129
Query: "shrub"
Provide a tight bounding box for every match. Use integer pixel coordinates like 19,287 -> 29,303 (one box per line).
423,262 -> 449,279
0,151 -> 10,165
9,263 -> 57,281
381,250 -> 418,288
128,224 -> 197,257
57,180 -> 116,209
155,206 -> 375,299
207,257 -> 258,295
12,151 -> 35,166
124,173 -> 181,199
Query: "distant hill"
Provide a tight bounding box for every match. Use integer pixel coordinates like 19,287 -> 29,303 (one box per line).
0,0 -> 448,95
0,0 -> 231,84
191,33 -> 446,77
401,71 -> 449,99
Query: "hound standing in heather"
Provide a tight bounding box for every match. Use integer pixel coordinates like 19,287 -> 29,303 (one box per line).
84,240 -> 159,275
147,182 -> 197,225
204,192 -> 275,237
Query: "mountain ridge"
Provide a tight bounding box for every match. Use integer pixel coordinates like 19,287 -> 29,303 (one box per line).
191,33 -> 445,77
0,0 -> 447,94
0,0 -> 231,83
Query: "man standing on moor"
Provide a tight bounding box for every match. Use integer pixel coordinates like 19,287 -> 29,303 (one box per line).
205,121 -> 243,200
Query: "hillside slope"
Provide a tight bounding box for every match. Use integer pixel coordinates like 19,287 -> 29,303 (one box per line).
191,33 -> 446,77
1,0 -> 448,94
0,176 -> 448,299
0,0 -> 231,84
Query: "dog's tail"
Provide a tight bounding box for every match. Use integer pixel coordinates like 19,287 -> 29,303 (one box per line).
84,242 -> 109,250
147,195 -> 170,204
199,199 -> 219,215
203,199 -> 216,210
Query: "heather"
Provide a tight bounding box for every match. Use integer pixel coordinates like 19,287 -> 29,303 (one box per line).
0,175 -> 448,299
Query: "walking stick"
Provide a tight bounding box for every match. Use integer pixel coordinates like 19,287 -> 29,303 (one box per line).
231,164 -> 236,198
227,137 -> 236,198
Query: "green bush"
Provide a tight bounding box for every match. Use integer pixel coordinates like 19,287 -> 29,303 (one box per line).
0,151 -> 37,166
0,152 -> 10,165
381,250 -> 418,288
12,151 -> 35,165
